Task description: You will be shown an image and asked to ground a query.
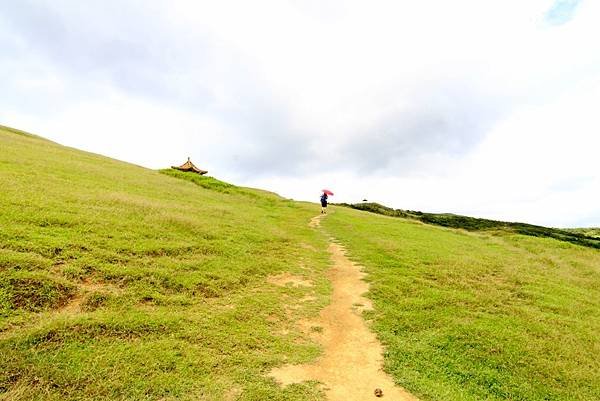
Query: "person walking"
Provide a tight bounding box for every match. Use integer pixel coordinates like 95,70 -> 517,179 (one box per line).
320,192 -> 328,214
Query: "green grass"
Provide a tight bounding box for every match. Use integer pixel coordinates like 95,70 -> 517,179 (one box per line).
322,206 -> 600,401
2,124 -> 600,401
0,126 -> 331,400
341,202 -> 600,249
159,169 -> 240,194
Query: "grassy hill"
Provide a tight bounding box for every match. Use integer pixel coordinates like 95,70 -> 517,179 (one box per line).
1,125 -> 599,401
0,126 -> 331,400
323,207 -> 600,401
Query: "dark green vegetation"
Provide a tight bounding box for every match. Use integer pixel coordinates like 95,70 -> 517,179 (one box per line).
322,207 -> 600,401
0,126 -> 330,400
342,202 -> 600,249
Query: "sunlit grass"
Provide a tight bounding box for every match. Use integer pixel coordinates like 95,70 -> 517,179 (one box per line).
3,124 -> 599,401
322,207 -> 600,401
0,127 -> 330,400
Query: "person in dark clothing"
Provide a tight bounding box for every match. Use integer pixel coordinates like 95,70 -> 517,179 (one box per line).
320,193 -> 328,214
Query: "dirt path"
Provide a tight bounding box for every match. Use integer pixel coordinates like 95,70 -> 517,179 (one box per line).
308,214 -> 323,228
269,214 -> 417,400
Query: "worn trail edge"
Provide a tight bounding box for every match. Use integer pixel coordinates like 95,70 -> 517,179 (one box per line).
269,214 -> 418,401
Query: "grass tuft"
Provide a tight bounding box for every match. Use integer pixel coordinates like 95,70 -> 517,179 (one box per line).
0,271 -> 76,313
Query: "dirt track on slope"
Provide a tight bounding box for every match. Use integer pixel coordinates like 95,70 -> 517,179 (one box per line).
269,214 -> 417,401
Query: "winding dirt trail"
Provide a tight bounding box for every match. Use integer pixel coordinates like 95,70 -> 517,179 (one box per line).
269,214 -> 417,400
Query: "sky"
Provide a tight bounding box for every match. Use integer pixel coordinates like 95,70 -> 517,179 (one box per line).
1,0 -> 599,227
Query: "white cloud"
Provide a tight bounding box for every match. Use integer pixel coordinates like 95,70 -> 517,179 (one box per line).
1,0 -> 600,226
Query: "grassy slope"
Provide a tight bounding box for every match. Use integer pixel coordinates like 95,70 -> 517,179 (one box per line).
322,206 -> 600,401
3,124 -> 600,401
342,202 -> 600,250
0,127 -> 331,400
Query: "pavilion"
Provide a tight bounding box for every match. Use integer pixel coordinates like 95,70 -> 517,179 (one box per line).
171,157 -> 208,175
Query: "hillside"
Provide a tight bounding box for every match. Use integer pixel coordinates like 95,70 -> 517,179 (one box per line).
340,202 -> 600,249
1,125 -> 599,401
0,126 -> 331,400
323,207 -> 600,401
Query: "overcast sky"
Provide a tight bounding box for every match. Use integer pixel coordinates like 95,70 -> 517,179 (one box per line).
1,0 -> 599,227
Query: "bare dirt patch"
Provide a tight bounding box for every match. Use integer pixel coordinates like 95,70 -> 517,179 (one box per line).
269,239 -> 417,401
300,294 -> 317,303
267,273 -> 313,288
224,386 -> 242,401
60,281 -> 121,314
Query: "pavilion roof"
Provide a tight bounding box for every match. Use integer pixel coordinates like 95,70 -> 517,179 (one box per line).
171,157 -> 208,175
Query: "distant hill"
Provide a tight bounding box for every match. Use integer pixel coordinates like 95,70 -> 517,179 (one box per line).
565,227 -> 600,239
339,202 -> 600,249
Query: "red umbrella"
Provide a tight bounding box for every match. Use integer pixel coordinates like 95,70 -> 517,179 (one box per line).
322,189 -> 334,196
